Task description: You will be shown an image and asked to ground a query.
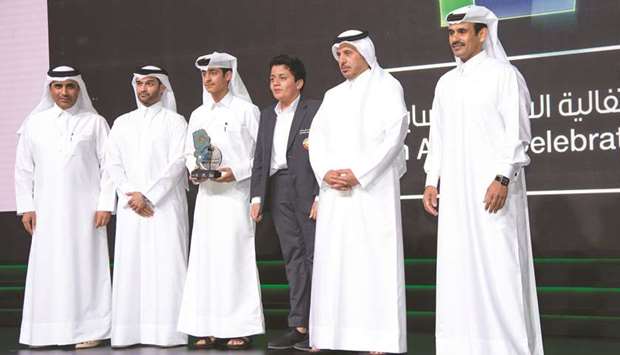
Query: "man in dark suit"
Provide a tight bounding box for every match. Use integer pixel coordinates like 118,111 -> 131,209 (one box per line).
250,55 -> 320,351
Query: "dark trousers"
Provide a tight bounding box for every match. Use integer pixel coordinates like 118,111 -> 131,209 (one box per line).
268,170 -> 315,328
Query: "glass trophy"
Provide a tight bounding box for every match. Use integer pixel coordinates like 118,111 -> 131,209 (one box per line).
190,129 -> 223,180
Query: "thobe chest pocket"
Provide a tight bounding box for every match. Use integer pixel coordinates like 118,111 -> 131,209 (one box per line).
71,133 -> 96,156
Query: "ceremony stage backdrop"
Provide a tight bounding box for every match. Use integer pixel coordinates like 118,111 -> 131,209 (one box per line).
0,0 -> 619,339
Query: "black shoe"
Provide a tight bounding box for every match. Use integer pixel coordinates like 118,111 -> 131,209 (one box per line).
293,338 -> 316,352
267,329 -> 308,350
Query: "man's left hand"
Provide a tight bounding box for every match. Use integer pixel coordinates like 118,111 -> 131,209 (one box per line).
336,169 -> 359,188
215,167 -> 236,183
94,211 -> 112,228
484,180 -> 508,213
126,192 -> 147,212
309,200 -> 318,220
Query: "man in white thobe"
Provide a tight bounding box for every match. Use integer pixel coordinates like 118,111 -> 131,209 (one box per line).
308,30 -> 408,354
422,6 -> 544,355
177,52 -> 264,350
105,65 -> 189,347
15,65 -> 114,349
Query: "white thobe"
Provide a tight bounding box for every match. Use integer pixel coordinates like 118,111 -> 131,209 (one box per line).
308,69 -> 408,354
424,51 -> 544,355
177,93 -> 265,338
105,102 -> 189,347
15,104 -> 115,346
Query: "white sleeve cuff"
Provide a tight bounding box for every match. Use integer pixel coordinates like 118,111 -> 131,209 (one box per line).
230,163 -> 251,183
498,164 -> 517,179
96,193 -> 116,212
16,195 -> 35,215
425,173 -> 440,188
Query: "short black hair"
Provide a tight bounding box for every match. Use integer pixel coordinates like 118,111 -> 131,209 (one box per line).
474,23 -> 488,34
269,54 -> 306,83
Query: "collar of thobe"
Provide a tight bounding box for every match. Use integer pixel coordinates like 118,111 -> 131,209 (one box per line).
347,67 -> 372,89
138,100 -> 163,118
456,50 -> 488,75
209,91 -> 234,110
52,103 -> 80,117
275,94 -> 301,116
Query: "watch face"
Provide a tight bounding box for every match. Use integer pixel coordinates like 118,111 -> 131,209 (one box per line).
495,175 -> 510,186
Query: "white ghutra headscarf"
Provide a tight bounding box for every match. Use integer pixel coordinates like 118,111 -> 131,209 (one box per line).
194,51 -> 252,105
131,65 -> 177,112
18,65 -> 97,134
446,5 -> 509,63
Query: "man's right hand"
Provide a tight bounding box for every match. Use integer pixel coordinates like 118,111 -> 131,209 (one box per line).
250,203 -> 262,223
422,186 -> 439,216
189,175 -> 207,185
21,212 -> 36,235
323,170 -> 350,191
126,192 -> 146,211
126,192 -> 154,217
136,205 -> 155,218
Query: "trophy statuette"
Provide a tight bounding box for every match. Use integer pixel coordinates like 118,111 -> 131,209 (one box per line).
191,129 -> 223,180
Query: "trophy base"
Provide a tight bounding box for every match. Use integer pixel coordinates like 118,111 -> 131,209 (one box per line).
191,169 -> 222,180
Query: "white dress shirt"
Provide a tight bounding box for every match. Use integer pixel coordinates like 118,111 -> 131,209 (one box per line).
270,94 -> 300,176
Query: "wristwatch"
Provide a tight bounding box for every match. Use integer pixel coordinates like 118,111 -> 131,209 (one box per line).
495,175 -> 510,186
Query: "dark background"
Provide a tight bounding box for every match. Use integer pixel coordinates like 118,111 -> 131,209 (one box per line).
0,0 -> 619,339
25,0 -> 619,259
2,0 -> 619,260
0,0 -> 620,263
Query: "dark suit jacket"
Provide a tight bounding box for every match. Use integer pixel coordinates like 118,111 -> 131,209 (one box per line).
250,97 -> 321,214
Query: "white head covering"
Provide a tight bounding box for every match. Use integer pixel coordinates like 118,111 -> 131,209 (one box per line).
18,65 -> 97,134
447,6 -> 533,127
446,5 -> 508,63
131,65 -> 177,112
330,30 -> 408,177
330,30 -> 379,69
29,65 -> 97,116
194,52 -> 252,105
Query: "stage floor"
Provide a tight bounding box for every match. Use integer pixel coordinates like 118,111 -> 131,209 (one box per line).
0,328 -> 618,354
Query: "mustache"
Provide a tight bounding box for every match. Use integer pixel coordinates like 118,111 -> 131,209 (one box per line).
451,41 -> 465,47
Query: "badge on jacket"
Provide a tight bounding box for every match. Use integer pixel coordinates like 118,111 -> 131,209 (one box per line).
302,138 -> 309,150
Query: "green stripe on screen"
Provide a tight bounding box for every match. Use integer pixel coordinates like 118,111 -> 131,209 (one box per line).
262,309 -> 620,321
0,265 -> 26,270
0,307 -> 618,321
258,284 -> 620,293
256,258 -> 620,266
538,286 -> 620,294
0,287 -> 24,291
0,284 -> 618,293
1,258 -> 618,270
